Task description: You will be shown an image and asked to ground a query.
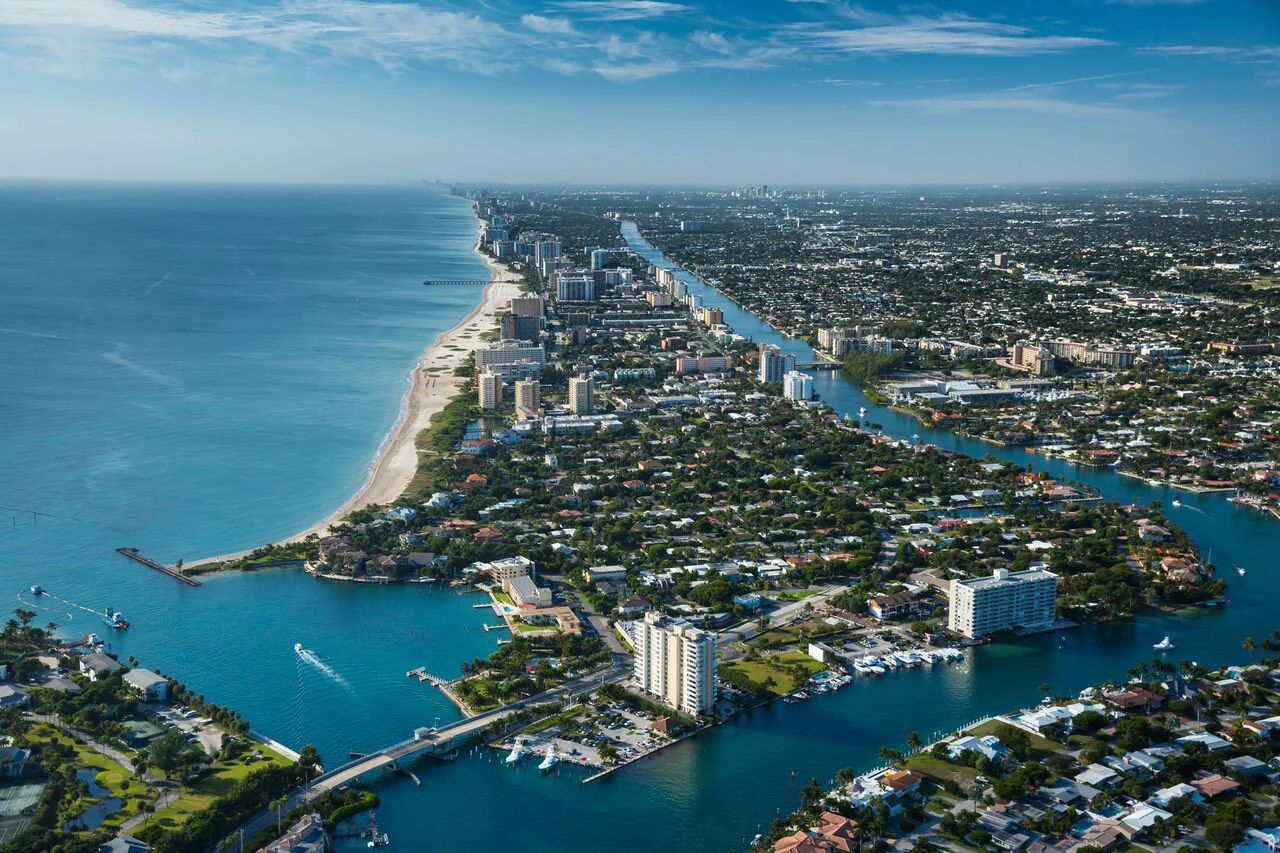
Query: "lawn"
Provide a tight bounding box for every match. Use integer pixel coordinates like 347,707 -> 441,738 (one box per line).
906,753 -> 981,788
25,723 -> 151,833
148,746 -> 292,831
722,651 -> 825,695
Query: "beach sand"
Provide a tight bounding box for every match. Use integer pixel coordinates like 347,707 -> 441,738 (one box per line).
192,219 -> 523,567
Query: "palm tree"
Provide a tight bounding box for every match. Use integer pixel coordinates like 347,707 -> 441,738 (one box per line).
1242,636 -> 1256,661
906,731 -> 922,752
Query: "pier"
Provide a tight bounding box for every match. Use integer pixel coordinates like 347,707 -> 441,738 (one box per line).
115,547 -> 201,587
422,278 -> 491,286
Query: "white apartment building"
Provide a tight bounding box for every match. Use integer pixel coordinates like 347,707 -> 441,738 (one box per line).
948,568 -> 1058,639
568,376 -> 594,415
758,343 -> 797,384
556,272 -> 596,302
633,612 -> 717,716
476,342 -> 547,371
481,555 -> 535,586
478,371 -> 503,410
782,371 -> 813,401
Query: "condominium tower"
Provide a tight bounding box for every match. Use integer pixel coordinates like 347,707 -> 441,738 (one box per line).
633,612 -> 717,716
947,568 -> 1058,639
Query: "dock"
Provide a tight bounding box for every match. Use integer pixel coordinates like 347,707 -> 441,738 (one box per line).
406,668 -> 452,688
116,547 -> 201,587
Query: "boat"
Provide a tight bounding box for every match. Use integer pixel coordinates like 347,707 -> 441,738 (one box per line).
1171,499 -> 1182,507
362,812 -> 389,848
1154,636 -> 1175,650
505,740 -> 526,764
29,585 -> 43,595
538,747 -> 558,772
103,607 -> 129,629
858,406 -> 867,418
294,643 -> 303,653
1237,567 -> 1246,576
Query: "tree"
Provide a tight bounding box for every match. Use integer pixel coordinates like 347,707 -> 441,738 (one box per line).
148,730 -> 190,781
1242,636 -> 1256,661
598,742 -> 619,765
1206,821 -> 1245,851
297,744 -> 322,773
906,730 -> 922,751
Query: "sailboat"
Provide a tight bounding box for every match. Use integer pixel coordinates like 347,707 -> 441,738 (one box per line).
1154,636 -> 1175,650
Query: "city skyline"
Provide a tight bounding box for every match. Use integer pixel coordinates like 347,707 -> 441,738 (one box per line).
0,0 -> 1277,185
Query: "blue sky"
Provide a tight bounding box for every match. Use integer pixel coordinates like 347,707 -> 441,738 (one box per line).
0,0 -> 1277,184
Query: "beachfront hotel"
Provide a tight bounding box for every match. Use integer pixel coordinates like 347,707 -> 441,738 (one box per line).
947,568 -> 1058,639
633,612 -> 717,716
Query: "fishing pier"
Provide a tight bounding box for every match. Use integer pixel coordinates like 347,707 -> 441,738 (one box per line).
116,547 -> 201,587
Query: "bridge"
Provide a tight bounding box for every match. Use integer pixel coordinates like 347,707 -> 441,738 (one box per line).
309,659 -> 631,792
797,361 -> 842,370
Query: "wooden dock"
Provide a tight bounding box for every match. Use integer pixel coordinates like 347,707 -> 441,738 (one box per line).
115,547 -> 201,587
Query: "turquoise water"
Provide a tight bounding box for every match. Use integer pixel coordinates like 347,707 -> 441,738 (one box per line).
2,187 -> 1276,852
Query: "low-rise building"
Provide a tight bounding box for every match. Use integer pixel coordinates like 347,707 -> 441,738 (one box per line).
123,668 -> 170,702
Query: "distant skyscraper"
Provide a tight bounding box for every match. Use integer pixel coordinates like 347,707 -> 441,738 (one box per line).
568,376 -> 593,415
758,343 -> 796,384
478,371 -> 502,410
782,371 -> 812,401
510,295 -> 544,318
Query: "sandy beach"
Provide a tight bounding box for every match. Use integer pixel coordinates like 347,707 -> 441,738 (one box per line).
193,216 -> 523,567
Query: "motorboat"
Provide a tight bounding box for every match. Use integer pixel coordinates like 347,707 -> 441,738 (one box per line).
362,812 -> 389,848
538,747 -> 558,772
103,607 -> 129,629
1237,567 -> 1246,576
505,740 -> 526,764
29,585 -> 43,595
1154,636 -> 1175,650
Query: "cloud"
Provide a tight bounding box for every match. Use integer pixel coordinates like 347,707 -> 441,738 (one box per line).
552,1 -> 691,21
520,14 -> 576,36
593,58 -> 680,82
874,94 -> 1133,117
783,14 -> 1110,56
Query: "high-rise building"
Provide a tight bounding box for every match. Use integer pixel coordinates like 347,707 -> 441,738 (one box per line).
947,568 -> 1057,639
499,313 -> 540,342
514,379 -> 540,413
590,248 -> 610,271
782,371 -> 813,401
758,343 -> 797,384
633,612 -> 717,716
478,371 -> 503,410
510,296 -> 544,318
556,272 -> 596,303
568,376 -> 593,415
533,240 -> 562,266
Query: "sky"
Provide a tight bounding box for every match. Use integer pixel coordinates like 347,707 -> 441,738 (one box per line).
0,0 -> 1277,186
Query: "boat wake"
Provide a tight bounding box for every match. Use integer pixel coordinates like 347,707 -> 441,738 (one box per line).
294,643 -> 351,689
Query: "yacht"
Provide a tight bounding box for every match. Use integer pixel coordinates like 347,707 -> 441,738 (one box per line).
505,740 -> 526,764
1237,567 -> 1247,576
538,747 -> 558,772
103,607 -> 129,630
1154,636 -> 1175,650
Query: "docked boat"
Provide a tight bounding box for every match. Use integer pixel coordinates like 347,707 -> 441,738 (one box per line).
538,747 -> 558,772
362,811 -> 389,847
1154,636 -> 1175,650
103,607 -> 129,629
505,740 -> 526,764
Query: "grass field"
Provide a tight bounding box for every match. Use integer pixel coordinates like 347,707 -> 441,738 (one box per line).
25,723 -> 151,834
906,753 -> 981,787
148,746 -> 292,831
970,719 -> 1066,755
722,651 -> 826,695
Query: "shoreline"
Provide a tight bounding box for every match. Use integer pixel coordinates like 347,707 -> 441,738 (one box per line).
192,206 -> 521,568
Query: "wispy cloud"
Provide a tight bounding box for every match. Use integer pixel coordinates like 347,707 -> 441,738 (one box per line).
520,14 -> 577,36
782,14 -> 1109,57
551,0 -> 691,21
873,93 -> 1133,117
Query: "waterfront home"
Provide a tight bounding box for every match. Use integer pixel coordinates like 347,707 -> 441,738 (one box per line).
261,811 -> 329,853
0,685 -> 27,710
773,811 -> 858,853
78,653 -> 122,681
948,735 -> 1011,764
123,668 -> 169,702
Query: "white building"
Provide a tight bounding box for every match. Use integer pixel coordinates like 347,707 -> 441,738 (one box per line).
123,668 -> 170,701
507,574 -> 553,608
568,376 -> 594,415
758,343 -> 797,384
633,611 -> 717,716
482,556 -> 535,586
556,272 -> 596,302
948,568 -> 1057,639
478,371 -> 503,410
782,371 -> 813,401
